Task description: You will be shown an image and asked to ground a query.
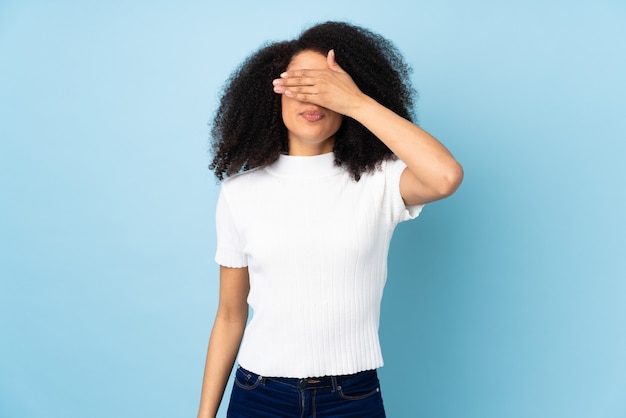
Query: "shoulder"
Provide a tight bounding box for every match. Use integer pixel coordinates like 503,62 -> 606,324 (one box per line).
380,156 -> 405,172
221,166 -> 267,191
358,157 -> 405,182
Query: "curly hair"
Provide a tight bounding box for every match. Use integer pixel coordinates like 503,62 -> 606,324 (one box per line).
210,21 -> 417,181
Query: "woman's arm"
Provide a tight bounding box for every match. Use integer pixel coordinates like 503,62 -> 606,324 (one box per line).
348,96 -> 463,205
197,266 -> 250,418
273,50 -> 463,205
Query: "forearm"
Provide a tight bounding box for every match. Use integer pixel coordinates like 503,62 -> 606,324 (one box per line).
349,95 -> 463,200
274,51 -> 462,200
197,313 -> 247,418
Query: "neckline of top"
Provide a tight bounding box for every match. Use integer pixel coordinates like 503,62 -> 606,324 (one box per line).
266,152 -> 343,178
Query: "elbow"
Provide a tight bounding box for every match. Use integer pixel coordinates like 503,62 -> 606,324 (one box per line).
435,161 -> 464,198
216,303 -> 249,325
402,160 -> 464,205
215,308 -> 249,330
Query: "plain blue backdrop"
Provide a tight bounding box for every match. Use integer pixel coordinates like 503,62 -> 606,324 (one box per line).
1,1 -> 625,417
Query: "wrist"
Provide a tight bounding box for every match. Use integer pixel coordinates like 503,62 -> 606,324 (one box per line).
345,94 -> 379,120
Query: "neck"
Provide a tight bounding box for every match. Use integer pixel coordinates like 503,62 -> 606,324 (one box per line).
287,137 -> 335,156
267,152 -> 342,178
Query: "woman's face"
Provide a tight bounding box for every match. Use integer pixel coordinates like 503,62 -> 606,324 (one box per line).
281,50 -> 343,156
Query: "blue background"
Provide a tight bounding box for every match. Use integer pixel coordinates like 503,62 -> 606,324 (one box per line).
1,1 -> 625,417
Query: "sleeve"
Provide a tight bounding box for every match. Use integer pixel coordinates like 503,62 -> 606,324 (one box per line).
384,158 -> 425,224
214,186 -> 248,268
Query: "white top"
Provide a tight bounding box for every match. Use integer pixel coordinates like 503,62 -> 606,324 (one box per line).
215,152 -> 423,378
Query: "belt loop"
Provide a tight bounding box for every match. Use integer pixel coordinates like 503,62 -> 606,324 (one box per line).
331,376 -> 338,392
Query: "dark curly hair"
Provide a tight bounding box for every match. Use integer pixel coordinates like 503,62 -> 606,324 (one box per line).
210,21 -> 417,181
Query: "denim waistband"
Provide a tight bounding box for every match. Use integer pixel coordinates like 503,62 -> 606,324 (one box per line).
237,366 -> 375,390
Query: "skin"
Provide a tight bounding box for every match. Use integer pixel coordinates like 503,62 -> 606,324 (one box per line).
280,51 -> 344,156
197,266 -> 249,418
197,49 -> 463,418
273,49 -> 463,206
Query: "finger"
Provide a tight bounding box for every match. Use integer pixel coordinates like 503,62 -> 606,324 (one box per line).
273,81 -> 319,97
275,76 -> 316,87
279,69 -> 328,79
327,49 -> 346,74
273,80 -> 317,95
280,70 -> 311,78
273,73 -> 315,87
284,89 -> 318,102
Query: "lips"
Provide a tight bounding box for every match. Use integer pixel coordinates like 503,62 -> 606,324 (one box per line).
300,110 -> 324,122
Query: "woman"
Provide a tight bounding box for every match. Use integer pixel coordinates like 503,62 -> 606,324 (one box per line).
198,21 -> 463,418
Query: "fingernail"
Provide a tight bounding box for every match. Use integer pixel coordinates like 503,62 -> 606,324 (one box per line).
280,72 -> 288,78
273,85 -> 284,93
272,79 -> 283,85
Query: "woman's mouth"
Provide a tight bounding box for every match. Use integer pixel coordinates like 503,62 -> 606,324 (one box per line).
301,110 -> 324,122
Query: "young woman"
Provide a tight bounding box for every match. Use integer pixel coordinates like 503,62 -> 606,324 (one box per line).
197,21 -> 463,418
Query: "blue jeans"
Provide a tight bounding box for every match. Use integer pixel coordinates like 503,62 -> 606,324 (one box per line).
227,366 -> 386,418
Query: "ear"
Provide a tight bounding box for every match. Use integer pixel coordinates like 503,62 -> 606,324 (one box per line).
327,49 -> 347,74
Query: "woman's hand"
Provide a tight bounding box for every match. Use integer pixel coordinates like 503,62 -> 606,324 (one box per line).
272,50 -> 366,117
274,49 -> 463,205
